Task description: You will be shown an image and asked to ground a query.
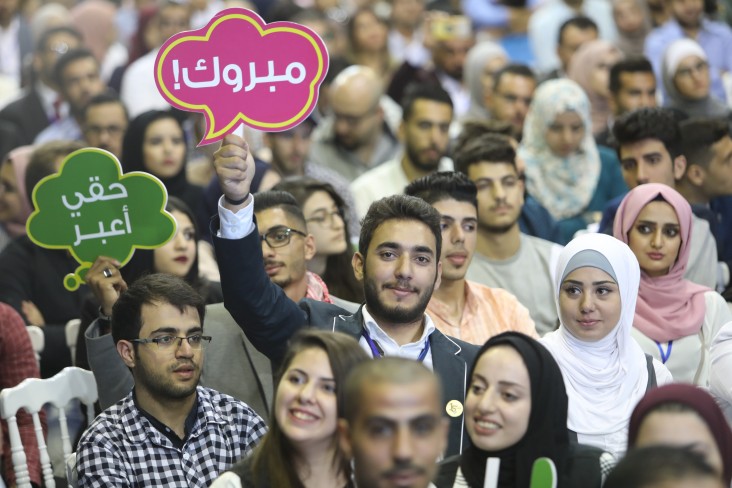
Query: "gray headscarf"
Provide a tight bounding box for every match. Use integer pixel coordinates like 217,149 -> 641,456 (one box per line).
662,38 -> 729,118
463,41 -> 508,121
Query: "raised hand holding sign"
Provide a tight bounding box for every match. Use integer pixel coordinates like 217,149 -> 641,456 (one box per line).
26,148 -> 176,291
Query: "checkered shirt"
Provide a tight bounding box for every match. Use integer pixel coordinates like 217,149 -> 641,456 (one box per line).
76,386 -> 267,487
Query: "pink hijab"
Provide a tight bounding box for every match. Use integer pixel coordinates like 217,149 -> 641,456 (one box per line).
613,183 -> 708,342
2,146 -> 33,238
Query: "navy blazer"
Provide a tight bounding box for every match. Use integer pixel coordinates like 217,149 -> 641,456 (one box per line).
212,216 -> 478,457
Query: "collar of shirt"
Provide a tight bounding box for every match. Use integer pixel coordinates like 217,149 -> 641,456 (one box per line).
133,389 -> 200,449
360,305 -> 436,368
35,81 -> 67,120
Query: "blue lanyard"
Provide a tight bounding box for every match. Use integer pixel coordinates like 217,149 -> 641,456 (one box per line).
656,341 -> 673,364
361,327 -> 431,362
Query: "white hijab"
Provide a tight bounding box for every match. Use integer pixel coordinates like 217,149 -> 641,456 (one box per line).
541,233 -> 648,440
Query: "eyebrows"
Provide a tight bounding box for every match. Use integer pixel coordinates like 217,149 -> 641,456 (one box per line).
148,326 -> 203,336
562,279 -> 617,287
288,367 -> 335,383
472,373 -> 528,390
374,241 -> 435,256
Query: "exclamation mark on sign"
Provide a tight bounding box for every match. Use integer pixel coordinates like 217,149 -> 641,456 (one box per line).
173,60 -> 180,90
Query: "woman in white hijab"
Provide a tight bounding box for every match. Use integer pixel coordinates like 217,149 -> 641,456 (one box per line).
662,38 -> 729,118
541,233 -> 672,459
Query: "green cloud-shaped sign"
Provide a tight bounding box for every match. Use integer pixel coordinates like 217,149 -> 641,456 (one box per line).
26,148 -> 176,291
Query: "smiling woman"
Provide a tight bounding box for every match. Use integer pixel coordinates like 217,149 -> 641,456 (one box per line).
613,183 -> 732,385
540,233 -> 672,459
435,332 -> 609,488
210,330 -> 369,488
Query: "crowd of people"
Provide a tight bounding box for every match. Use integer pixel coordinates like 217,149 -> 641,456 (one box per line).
2,0 -> 732,485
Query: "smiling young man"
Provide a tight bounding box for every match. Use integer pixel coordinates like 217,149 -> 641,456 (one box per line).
405,171 -> 537,344
211,134 -> 478,457
76,274 -> 266,487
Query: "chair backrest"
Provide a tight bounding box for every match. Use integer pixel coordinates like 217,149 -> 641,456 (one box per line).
0,367 -> 98,488
65,320 -> 81,366
26,325 -> 44,366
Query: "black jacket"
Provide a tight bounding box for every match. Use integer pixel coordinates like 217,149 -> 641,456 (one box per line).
212,216 -> 479,456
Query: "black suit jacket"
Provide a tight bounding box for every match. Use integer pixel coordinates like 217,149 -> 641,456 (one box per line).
0,88 -> 50,146
212,216 -> 478,457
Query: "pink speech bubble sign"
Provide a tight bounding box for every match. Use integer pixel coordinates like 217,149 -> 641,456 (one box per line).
155,8 -> 329,145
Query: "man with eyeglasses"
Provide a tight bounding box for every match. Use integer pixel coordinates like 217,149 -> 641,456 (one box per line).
253,190 -> 331,303
81,91 -> 129,158
0,26 -> 82,146
76,273 -> 266,488
485,64 -> 536,141
310,65 -> 402,182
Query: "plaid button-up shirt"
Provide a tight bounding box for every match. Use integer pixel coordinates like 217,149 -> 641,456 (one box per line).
77,386 -> 267,487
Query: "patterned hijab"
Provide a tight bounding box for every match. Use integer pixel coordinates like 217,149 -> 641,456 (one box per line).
613,183 -> 708,342
519,79 -> 601,220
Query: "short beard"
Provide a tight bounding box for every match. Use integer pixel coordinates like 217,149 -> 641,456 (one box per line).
363,277 -> 434,325
406,145 -> 441,173
135,354 -> 199,401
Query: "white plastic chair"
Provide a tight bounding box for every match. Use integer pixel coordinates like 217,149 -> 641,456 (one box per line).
0,367 -> 98,488
65,320 -> 81,366
26,325 -> 44,366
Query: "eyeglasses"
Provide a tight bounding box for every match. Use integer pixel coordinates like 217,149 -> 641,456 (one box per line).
306,209 -> 344,227
676,60 -> 709,79
130,334 -> 211,349
260,227 -> 307,248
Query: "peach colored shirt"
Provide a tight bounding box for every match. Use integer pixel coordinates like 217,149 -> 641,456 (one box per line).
427,280 -> 539,346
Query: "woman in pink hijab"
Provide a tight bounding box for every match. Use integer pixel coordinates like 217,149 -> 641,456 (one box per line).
568,40 -> 624,136
613,183 -> 731,385
0,146 -> 33,252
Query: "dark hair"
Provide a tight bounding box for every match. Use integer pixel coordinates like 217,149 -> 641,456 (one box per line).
603,446 -> 720,488
250,330 -> 369,488
121,110 -> 187,175
680,117 -> 730,169
81,90 -> 129,122
454,133 -> 517,175
405,171 -> 478,208
453,119 -> 514,156
111,273 -> 206,345
120,196 -> 204,291
609,58 -> 654,94
557,15 -> 598,45
343,357 -> 439,423
53,48 -> 97,89
358,194 -> 442,260
25,140 -> 85,198
347,7 -> 388,53
253,190 -> 308,230
401,82 -> 453,121
493,64 -> 535,92
612,108 -> 683,159
36,26 -> 82,54
272,177 -> 364,303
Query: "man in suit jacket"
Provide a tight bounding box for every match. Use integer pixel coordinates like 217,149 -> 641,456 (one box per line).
212,134 -> 479,457
0,26 -> 82,146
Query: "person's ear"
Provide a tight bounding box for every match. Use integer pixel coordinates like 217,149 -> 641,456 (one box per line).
117,340 -> 136,368
304,233 -> 317,261
673,155 -> 687,181
337,419 -> 353,459
686,164 -> 706,187
352,252 -> 365,282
